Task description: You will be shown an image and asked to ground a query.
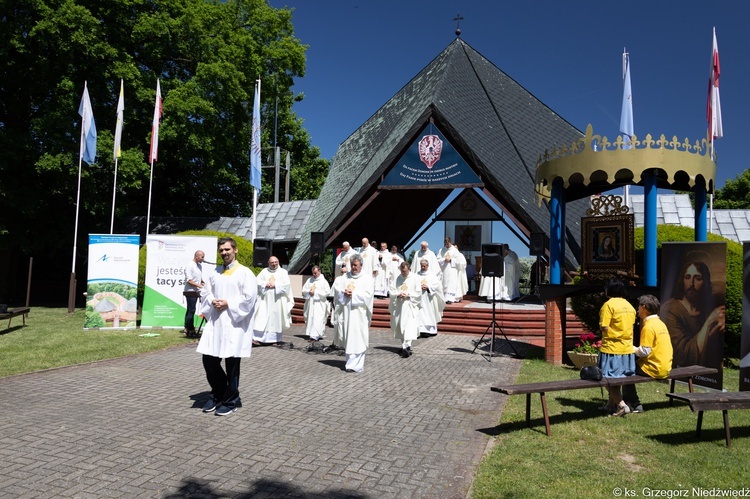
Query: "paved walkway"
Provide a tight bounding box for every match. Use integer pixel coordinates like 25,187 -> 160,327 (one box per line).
0,326 -> 527,498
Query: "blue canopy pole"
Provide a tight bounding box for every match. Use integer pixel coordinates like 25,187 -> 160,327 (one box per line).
644,172 -> 657,287
695,180 -> 708,241
549,178 -> 564,284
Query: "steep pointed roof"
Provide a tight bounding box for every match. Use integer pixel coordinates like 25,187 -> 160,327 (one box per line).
289,38 -> 588,273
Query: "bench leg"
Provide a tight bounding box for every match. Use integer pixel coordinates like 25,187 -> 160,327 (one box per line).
696,411 -> 703,438
525,394 -> 531,428
669,379 -> 676,405
723,410 -> 731,448
540,392 -> 551,436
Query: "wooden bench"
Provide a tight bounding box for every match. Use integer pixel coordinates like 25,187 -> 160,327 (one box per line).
0,307 -> 30,329
666,391 -> 750,447
491,365 -> 718,436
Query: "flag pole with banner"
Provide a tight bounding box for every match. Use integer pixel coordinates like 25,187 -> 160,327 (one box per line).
620,48 -> 634,206
707,27 -> 722,233
69,81 -> 97,312
146,79 -> 162,238
250,78 -> 262,242
111,79 -> 124,234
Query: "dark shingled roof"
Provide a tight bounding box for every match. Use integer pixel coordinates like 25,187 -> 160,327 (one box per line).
204,200 -> 316,243
289,38 -> 588,273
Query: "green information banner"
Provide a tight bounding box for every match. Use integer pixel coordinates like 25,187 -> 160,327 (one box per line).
141,235 -> 216,328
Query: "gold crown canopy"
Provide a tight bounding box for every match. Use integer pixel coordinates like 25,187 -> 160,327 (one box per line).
535,124 -> 717,204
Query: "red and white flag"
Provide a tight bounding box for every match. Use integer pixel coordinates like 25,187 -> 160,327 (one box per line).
707,27 -> 722,142
149,79 -> 162,163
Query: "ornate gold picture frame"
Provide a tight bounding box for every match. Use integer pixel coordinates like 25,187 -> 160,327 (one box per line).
581,214 -> 635,280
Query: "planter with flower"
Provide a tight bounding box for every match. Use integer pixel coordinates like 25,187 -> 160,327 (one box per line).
567,332 -> 601,369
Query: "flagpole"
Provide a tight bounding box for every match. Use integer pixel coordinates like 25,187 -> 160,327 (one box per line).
110,157 -> 119,234
111,79 -> 124,235
250,77 -> 262,242
146,79 -> 162,239
146,159 -> 154,237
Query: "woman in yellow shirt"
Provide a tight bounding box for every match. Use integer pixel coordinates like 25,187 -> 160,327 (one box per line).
599,279 -> 636,416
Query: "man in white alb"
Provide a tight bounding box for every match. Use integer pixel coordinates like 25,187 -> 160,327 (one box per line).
411,241 -> 440,278
416,259 -> 445,337
500,244 -> 521,301
389,261 -> 421,358
454,246 -> 468,302
374,241 -> 390,299
359,238 -> 379,285
197,237 -> 257,416
386,245 -> 405,290
330,254 -> 374,373
301,265 -> 331,341
334,241 -> 357,278
437,237 -> 461,304
252,256 -> 294,345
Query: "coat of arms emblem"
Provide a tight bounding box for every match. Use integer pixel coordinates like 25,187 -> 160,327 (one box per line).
418,135 -> 443,169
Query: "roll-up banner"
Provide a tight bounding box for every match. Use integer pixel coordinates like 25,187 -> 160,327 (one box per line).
141,235 -> 216,328
85,234 -> 141,330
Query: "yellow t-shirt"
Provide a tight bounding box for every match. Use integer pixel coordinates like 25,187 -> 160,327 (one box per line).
638,315 -> 673,378
599,297 -> 635,354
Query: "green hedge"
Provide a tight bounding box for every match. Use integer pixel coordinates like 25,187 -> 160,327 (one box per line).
570,225 -> 742,358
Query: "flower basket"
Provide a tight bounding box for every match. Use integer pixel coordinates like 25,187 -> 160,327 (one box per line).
567,351 -> 599,370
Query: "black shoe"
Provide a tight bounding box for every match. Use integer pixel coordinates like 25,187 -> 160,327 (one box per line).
202,398 -> 219,413
215,405 -> 237,416
399,349 -> 408,358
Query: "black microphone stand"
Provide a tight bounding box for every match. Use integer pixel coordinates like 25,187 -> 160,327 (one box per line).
472,272 -> 521,360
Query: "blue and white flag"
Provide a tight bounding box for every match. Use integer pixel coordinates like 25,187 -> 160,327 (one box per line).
250,79 -> 262,191
78,81 -> 97,164
619,50 -> 634,149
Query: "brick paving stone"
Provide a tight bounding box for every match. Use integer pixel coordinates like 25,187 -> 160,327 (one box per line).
0,325 -> 523,498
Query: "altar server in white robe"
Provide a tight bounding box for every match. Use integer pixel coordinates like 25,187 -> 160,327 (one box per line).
416,259 -> 445,336
252,256 -> 294,344
500,244 -> 522,301
386,245 -> 405,289
334,241 -> 357,278
374,241 -> 390,298
410,241 -> 441,278
389,262 -> 421,358
437,237 -> 462,304
302,265 -> 331,341
331,254 -> 374,372
197,237 -> 257,416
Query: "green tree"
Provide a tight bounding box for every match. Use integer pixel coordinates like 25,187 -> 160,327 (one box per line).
714,168 -> 750,209
0,0 -> 329,303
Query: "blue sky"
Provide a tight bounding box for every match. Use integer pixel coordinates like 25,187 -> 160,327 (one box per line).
269,0 -> 748,256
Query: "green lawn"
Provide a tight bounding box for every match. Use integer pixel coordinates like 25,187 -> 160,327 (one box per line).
472,352 -> 750,498
0,307 -> 192,377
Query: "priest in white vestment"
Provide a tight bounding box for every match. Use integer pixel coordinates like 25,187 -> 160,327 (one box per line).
197,237 -> 257,416
386,245 -> 405,290
302,265 -> 331,341
410,241 -> 441,278
437,237 -> 461,304
388,262 -> 421,357
359,238 -> 379,287
334,241 -> 357,278
374,241 -> 390,298
500,244 -> 521,301
252,256 -> 294,344
416,259 -> 445,336
454,247 -> 469,301
330,254 -> 374,373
